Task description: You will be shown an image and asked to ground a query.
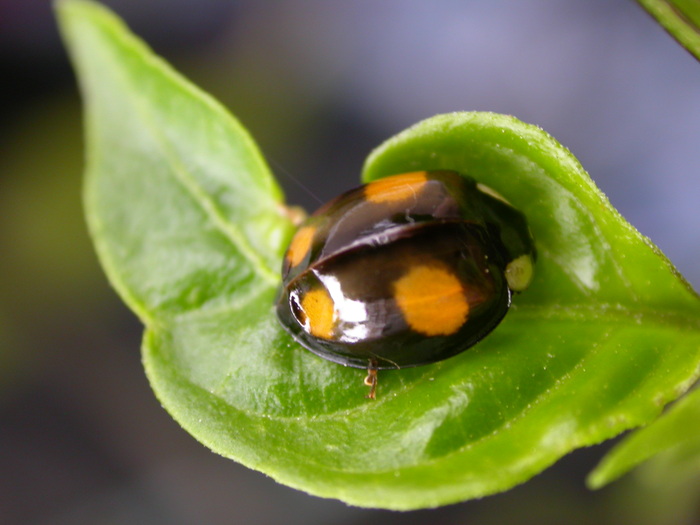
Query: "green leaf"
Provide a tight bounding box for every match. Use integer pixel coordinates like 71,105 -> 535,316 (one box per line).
588,387 -> 700,489
637,0 -> 700,61
59,0 -> 700,510
57,0 -> 291,325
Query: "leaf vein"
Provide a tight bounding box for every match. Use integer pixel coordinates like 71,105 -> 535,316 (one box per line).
103,22 -> 279,286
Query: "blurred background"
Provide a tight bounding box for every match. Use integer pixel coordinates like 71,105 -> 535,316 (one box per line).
2,1 -> 700,524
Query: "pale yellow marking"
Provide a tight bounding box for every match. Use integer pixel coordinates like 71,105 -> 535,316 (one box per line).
364,172 -> 428,204
301,288 -> 336,339
393,263 -> 469,336
505,254 -> 534,292
286,225 -> 315,267
476,182 -> 511,204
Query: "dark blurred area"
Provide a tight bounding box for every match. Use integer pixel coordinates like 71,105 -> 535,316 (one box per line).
2,1 -> 700,524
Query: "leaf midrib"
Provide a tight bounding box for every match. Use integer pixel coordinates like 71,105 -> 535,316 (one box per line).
169,328 -> 621,481
90,8 -> 279,288
221,325 -> 697,480
169,295 -> 700,332
160,298 -> 700,425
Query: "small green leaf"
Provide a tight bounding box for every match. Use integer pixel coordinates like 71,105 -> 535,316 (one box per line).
637,0 -> 700,61
59,0 -> 700,510
588,387 -> 700,489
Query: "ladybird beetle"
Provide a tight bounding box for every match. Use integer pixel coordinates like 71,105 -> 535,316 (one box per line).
276,170 -> 535,398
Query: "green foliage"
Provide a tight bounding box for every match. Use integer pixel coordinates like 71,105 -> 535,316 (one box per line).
638,0 -> 700,61
590,387 -> 700,488
58,0 -> 700,510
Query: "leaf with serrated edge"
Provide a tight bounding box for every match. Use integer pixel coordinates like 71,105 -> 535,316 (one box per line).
59,0 -> 700,510
589,387 -> 700,489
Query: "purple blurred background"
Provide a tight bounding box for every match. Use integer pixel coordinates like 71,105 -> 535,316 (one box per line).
1,1 -> 699,524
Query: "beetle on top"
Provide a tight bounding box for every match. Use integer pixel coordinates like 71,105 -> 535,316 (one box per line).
276,170 -> 535,398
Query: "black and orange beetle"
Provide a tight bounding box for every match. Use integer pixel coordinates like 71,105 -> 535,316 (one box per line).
276,170 -> 535,398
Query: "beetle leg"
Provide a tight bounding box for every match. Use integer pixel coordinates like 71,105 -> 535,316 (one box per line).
364,359 -> 379,399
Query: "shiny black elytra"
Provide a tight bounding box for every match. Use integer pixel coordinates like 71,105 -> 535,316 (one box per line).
276,170 -> 535,398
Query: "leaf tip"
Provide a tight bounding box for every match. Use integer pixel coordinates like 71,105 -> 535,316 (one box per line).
55,0 -> 124,40
585,466 -> 614,491
55,0 -> 100,20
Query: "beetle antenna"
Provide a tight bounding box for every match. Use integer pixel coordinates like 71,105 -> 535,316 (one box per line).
269,157 -> 324,205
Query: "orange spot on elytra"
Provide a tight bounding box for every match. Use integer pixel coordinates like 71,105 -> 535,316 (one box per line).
364,172 -> 428,204
393,263 -> 468,336
301,288 -> 336,339
286,225 -> 315,268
